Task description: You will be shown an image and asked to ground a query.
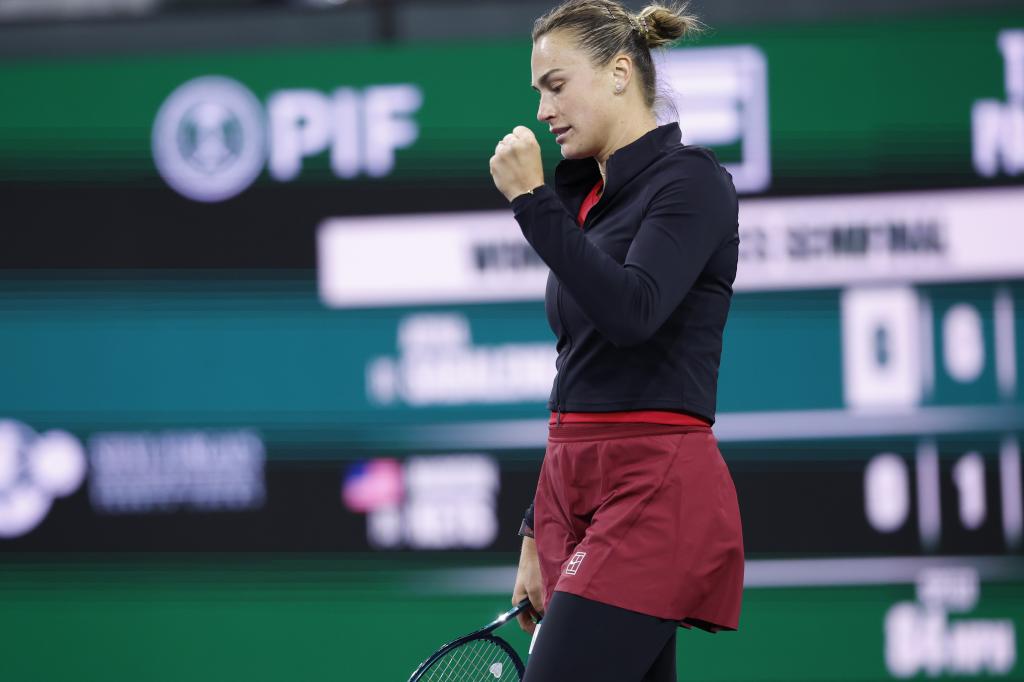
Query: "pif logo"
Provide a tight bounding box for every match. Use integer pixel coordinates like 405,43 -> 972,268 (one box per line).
565,551 -> 586,575
152,75 -> 423,202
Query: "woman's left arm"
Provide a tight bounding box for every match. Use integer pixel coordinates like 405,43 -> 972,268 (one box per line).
512,165 -> 736,347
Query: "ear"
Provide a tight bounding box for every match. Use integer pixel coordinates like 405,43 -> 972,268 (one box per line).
611,53 -> 633,89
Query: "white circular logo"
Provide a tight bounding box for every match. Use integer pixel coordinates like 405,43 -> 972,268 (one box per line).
0,420 -> 86,539
152,76 -> 266,203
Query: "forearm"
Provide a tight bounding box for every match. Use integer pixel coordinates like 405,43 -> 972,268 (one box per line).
512,186 -> 665,346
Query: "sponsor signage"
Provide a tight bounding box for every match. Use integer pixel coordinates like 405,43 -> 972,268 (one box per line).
0,422 -> 266,543
152,76 -> 423,201
886,567 -> 1017,677
88,430 -> 266,514
658,45 -> 770,192
973,29 -> 1024,179
1,15 -> 1023,195
0,424 -> 1020,557
342,453 -> 500,550
0,420 -> 86,538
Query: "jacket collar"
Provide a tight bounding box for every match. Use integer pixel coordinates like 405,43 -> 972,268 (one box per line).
553,121 -> 682,207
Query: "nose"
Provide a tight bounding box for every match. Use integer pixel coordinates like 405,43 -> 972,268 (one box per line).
536,93 -> 555,123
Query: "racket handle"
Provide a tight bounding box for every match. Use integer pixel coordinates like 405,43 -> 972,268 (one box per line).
517,596 -> 542,623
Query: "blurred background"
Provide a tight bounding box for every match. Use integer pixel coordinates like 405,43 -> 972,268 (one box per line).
1,0 -> 1023,680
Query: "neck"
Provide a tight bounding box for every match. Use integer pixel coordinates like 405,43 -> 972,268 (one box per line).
596,110 -> 658,184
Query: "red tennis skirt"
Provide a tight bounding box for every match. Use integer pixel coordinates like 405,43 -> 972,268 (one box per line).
534,421 -> 744,632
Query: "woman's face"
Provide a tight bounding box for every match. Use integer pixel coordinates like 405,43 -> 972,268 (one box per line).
531,30 -> 619,161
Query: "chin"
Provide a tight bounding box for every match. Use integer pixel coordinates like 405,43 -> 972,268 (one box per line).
559,143 -> 590,161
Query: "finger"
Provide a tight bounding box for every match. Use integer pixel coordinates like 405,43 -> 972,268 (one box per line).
512,125 -> 537,142
528,591 -> 544,617
517,611 -> 535,634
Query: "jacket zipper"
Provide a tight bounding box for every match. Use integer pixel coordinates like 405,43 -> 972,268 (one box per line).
555,182 -> 601,424
555,280 -> 573,425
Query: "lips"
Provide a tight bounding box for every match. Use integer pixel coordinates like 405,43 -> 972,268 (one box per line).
551,126 -> 571,144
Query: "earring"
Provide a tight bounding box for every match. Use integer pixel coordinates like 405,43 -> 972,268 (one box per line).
615,82 -> 624,94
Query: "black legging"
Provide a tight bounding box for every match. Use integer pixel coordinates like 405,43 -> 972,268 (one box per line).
524,591 -> 678,682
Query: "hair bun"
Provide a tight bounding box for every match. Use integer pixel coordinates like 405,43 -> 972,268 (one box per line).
637,3 -> 704,49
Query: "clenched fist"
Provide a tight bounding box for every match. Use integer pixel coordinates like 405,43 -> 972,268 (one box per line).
489,125 -> 545,203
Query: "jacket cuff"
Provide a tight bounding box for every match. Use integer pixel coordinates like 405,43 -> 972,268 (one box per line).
518,500 -> 536,538
510,184 -> 553,214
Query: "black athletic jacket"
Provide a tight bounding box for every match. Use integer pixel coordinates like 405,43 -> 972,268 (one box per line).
511,122 -> 739,534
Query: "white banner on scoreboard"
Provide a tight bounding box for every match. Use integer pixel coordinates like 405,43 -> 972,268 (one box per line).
736,186 -> 1024,291
318,210 -> 547,308
317,186 -> 1024,308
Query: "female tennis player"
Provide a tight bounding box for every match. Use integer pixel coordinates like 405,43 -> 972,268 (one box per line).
488,1 -> 744,680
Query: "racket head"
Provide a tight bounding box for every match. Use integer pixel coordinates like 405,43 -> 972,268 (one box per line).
408,633 -> 525,682
407,599 -> 534,682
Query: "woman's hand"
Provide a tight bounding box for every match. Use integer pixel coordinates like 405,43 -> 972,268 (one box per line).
511,536 -> 545,634
489,125 -> 545,203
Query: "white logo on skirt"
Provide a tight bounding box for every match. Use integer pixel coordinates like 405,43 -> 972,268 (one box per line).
565,551 -> 586,575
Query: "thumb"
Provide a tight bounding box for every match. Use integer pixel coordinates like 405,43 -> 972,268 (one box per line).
512,125 -> 538,144
517,610 -> 536,635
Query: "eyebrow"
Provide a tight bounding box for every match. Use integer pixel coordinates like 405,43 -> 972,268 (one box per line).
531,68 -> 564,92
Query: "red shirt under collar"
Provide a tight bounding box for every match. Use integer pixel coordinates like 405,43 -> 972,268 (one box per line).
576,179 -> 603,227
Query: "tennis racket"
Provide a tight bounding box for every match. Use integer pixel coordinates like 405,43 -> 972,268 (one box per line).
407,597 -> 538,681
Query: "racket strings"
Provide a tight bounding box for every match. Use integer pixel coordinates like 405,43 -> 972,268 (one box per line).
433,640 -> 501,681
421,638 -> 520,681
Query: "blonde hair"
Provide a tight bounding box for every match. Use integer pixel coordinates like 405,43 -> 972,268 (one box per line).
532,0 -> 704,107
